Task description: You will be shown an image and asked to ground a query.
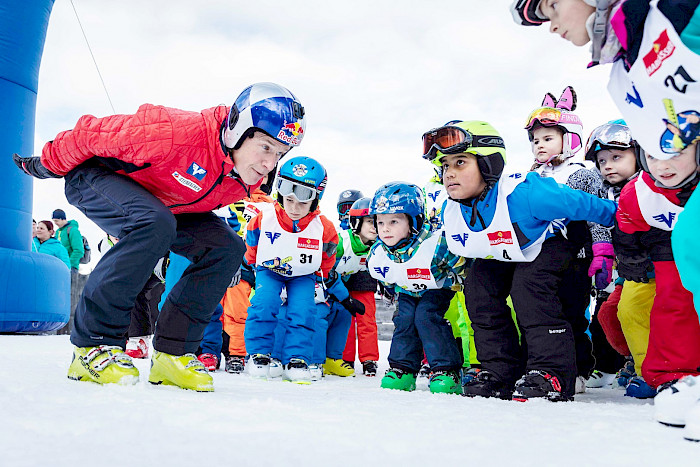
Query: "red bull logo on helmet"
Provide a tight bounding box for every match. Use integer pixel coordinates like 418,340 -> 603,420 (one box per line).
643,30 -> 675,76
278,121 -> 304,145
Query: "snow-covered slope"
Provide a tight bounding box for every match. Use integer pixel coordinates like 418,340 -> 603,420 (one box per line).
0,335 -> 696,466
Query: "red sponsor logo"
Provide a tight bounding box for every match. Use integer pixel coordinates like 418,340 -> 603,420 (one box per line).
407,268 -> 431,280
360,257 -> 367,266
487,230 -> 513,245
643,30 -> 675,76
297,237 -> 320,250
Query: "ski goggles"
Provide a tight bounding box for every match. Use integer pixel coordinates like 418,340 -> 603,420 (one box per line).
276,178 -> 317,202
585,123 -> 634,157
524,107 -> 563,129
422,125 -> 504,161
338,202 -> 353,215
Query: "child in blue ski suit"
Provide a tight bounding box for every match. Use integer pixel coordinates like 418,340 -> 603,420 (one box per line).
244,156 -> 340,383
425,119 -> 616,401
367,182 -> 470,395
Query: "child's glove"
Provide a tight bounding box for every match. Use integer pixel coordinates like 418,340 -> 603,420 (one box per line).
341,296 -> 365,316
616,256 -> 654,283
12,154 -> 61,179
588,242 -> 615,289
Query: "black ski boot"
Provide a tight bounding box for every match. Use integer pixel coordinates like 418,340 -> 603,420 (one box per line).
512,370 -> 573,402
362,360 -> 378,377
225,355 -> 245,374
462,369 -> 513,400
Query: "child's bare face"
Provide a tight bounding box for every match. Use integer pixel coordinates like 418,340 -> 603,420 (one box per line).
283,195 -> 313,220
540,0 -> 596,47
441,153 -> 487,200
358,216 -> 377,243
596,148 -> 637,184
376,213 -> 410,247
645,143 -> 698,187
531,126 -> 564,162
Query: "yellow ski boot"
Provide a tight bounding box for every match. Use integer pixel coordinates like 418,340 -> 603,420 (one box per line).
67,346 -> 139,386
323,358 -> 356,377
148,351 -> 214,392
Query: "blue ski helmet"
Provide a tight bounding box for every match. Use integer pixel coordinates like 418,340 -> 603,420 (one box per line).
348,197 -> 372,234
276,156 -> 327,204
222,82 -> 306,150
370,182 -> 425,234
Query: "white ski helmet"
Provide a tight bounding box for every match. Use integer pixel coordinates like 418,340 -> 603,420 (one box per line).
510,0 -> 611,65
222,82 -> 306,151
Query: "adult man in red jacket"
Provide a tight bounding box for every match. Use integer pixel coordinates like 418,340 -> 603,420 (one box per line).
14,82 -> 306,391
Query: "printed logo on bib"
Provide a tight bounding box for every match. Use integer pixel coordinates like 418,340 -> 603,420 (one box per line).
653,212 -> 676,228
407,268 -> 431,281
342,255 -> 352,264
451,233 -> 469,247
427,190 -> 441,202
487,230 -> 513,245
625,83 -> 644,108
172,172 -> 202,192
360,257 -> 367,266
643,29 -> 675,76
265,232 -> 281,244
186,162 -> 207,180
298,237 -> 320,250
261,256 -> 293,276
373,266 -> 389,278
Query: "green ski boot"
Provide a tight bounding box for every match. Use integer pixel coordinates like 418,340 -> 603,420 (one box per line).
380,368 -> 417,391
67,346 -> 139,386
429,370 -> 462,395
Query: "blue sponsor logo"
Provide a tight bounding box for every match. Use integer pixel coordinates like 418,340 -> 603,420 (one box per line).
652,212 -> 676,228
373,266 -> 389,278
265,232 -> 281,244
451,233 -> 469,247
187,162 -> 207,181
427,190 -> 441,202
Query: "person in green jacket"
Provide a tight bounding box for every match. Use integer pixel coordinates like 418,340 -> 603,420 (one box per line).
52,209 -> 86,335
52,209 -> 84,270
35,220 -> 70,269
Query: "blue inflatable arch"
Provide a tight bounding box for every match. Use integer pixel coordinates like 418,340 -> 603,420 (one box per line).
0,0 -> 70,332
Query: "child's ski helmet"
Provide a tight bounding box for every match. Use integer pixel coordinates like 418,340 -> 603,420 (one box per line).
510,0 -> 610,65
525,86 -> 583,163
370,182 -> 425,235
348,197 -> 372,235
423,120 -> 506,185
584,120 -> 640,170
337,189 -> 364,218
276,156 -> 327,210
222,82 -> 306,151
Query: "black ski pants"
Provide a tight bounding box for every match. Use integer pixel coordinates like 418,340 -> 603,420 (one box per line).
465,236 -> 577,397
65,163 -> 244,355
559,257 -> 596,378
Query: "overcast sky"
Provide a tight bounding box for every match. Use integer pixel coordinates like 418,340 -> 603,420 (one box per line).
30,0 -> 621,264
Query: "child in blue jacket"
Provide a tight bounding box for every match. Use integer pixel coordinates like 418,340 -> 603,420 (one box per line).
425,119 -> 616,401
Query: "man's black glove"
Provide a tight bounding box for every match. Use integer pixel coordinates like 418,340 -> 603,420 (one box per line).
13,154 -> 62,179
617,257 -> 654,283
341,296 -> 365,316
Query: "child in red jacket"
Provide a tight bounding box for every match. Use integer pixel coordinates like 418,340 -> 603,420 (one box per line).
614,138 -> 700,427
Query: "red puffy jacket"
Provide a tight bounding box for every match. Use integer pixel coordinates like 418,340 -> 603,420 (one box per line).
41,104 -> 260,214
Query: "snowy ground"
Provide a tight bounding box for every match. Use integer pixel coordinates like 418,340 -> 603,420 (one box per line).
0,335 -> 697,466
